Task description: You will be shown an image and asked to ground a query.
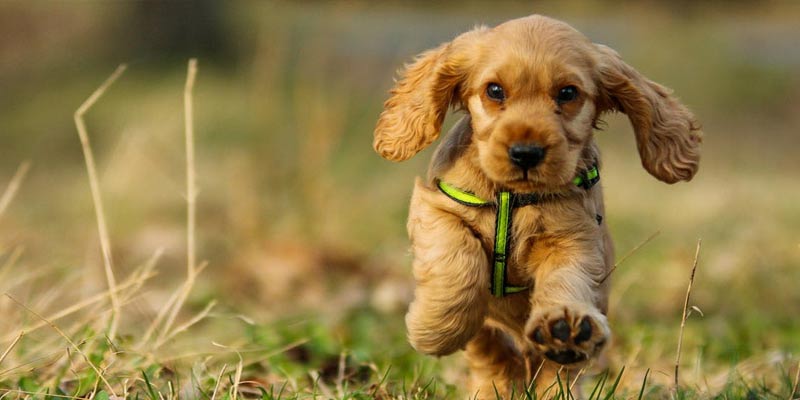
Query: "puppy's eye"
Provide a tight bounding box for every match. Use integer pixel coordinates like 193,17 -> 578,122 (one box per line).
486,83 -> 506,101
556,85 -> 579,104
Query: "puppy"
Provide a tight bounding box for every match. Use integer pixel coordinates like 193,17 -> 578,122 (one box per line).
373,15 -> 701,398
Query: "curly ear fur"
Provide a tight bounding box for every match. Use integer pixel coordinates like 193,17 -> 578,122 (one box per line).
373,28 -> 486,162
594,44 -> 702,183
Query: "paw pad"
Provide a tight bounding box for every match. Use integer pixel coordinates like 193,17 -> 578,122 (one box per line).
544,349 -> 587,364
574,317 -> 592,344
532,327 -> 546,344
526,308 -> 609,366
551,319 -> 571,342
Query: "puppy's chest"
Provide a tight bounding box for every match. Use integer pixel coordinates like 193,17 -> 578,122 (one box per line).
466,205 -> 548,273
507,207 -> 546,268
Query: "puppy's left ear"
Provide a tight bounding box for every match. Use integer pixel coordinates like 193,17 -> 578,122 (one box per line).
374,28 -> 485,162
594,44 -> 702,183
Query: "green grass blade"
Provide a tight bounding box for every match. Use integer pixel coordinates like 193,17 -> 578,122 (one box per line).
369,365 -> 391,398
588,370 -> 608,400
556,372 -> 565,400
141,369 -> 159,400
276,381 -> 287,399
542,380 -> 558,400
602,366 -> 625,400
523,380 -> 535,400
637,369 -> 650,400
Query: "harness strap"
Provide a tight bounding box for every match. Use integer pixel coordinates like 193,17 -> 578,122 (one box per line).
573,165 -> 600,189
492,191 -> 528,297
437,181 -> 492,207
436,163 -> 600,298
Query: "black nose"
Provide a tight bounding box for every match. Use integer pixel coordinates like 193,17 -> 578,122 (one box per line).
508,144 -> 546,170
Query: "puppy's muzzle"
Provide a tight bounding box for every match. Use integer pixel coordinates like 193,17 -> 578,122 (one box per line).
508,143 -> 546,171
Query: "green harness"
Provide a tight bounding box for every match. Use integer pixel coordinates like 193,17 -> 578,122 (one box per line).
436,165 -> 600,298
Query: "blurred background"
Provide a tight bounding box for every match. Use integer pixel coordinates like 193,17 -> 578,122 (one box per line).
1,0 -> 798,397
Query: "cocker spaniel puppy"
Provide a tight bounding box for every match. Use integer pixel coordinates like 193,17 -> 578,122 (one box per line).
373,15 -> 701,398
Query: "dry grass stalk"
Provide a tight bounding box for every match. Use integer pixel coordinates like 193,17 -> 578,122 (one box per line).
0,389 -> 85,399
210,364 -> 227,400
0,345 -> 65,377
125,248 -> 165,297
0,331 -> 23,368
155,299 -> 216,348
89,373 -> 102,400
336,351 -> 347,397
0,246 -> 25,285
674,239 -> 702,389
159,337 -> 310,365
212,346 -> 244,400
308,370 -> 335,399
74,64 -> 127,342
599,230 -> 660,284
524,357 -> 545,392
140,281 -> 182,346
0,161 -> 31,219
184,58 -> 198,279
156,58 -> 201,346
144,261 -> 207,349
791,359 -> 800,400
5,294 -> 118,397
1,255 -> 157,343
0,269 -> 41,296
232,357 -> 243,400
569,366 -> 586,393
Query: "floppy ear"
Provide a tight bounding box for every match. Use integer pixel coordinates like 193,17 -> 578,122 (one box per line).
594,44 -> 702,183
373,29 -> 484,162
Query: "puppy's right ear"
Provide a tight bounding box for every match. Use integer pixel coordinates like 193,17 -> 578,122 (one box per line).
374,28 -> 484,161
594,44 -> 702,183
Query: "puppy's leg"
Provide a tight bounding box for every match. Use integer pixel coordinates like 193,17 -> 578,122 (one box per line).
524,241 -> 610,368
405,179 -> 490,356
465,326 -> 526,399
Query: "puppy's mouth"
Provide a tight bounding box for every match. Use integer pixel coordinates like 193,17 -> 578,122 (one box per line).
512,173 -> 535,184
512,164 -> 545,181
503,163 -> 568,191
507,168 -> 544,187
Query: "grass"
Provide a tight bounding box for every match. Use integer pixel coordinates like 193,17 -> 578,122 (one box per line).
1,1 -> 799,399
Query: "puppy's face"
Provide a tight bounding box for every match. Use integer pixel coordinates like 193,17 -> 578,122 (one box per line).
460,21 -> 599,191
374,15 -> 701,185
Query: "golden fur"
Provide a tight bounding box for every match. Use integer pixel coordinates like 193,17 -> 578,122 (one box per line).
374,15 -> 702,398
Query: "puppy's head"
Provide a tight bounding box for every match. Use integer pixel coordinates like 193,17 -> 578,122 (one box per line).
374,15 -> 702,188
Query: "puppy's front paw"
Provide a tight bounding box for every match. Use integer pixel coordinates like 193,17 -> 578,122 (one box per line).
525,305 -> 609,365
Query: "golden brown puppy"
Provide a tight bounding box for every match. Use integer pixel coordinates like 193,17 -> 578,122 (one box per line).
374,15 -> 701,398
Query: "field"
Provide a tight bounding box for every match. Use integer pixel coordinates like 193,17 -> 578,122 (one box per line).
1,1 -> 799,399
